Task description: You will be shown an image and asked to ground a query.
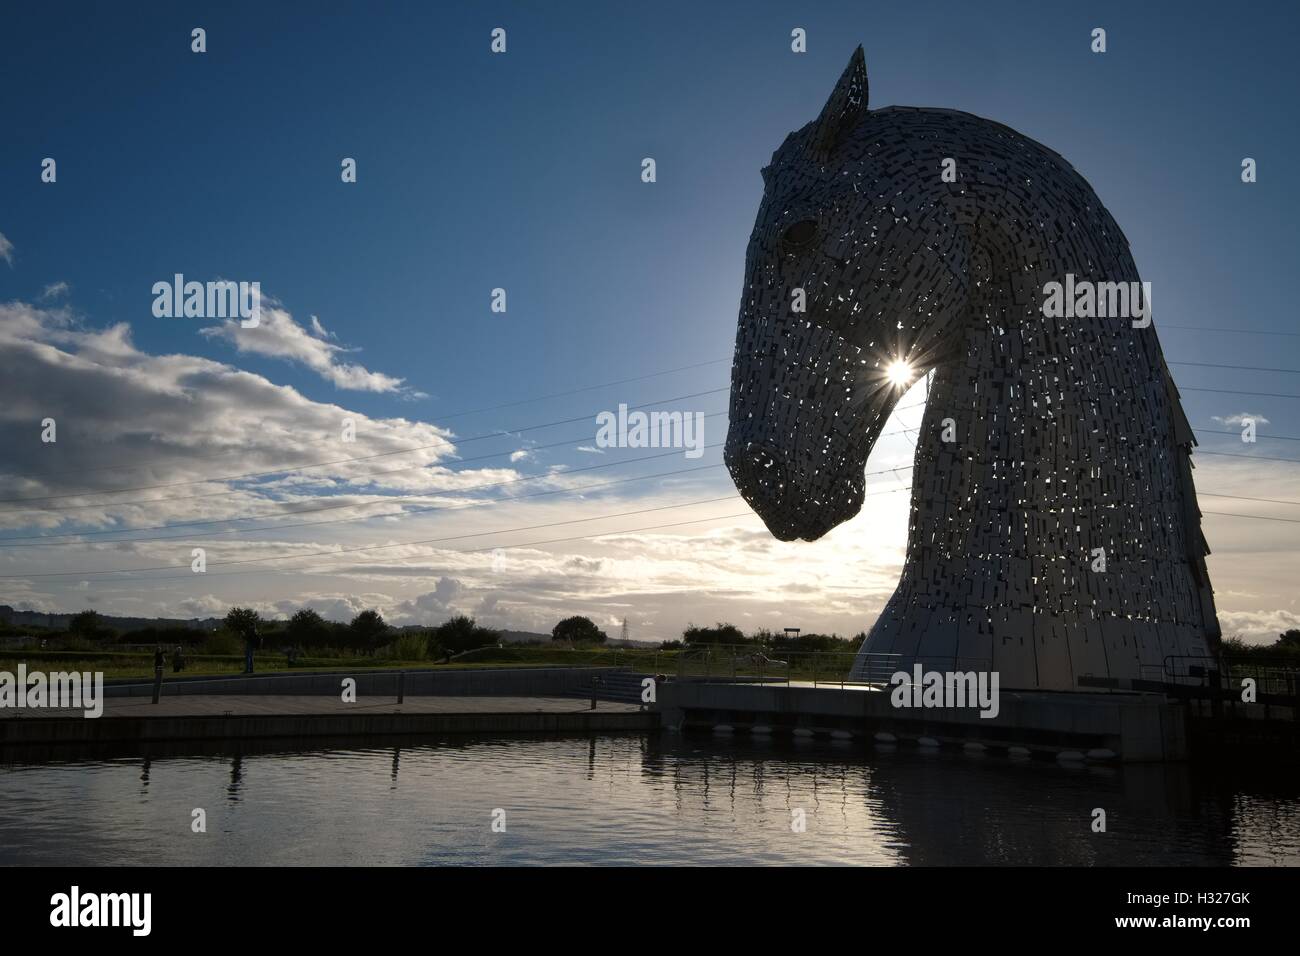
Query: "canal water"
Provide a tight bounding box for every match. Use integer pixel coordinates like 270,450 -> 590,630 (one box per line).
1,734 -> 1297,865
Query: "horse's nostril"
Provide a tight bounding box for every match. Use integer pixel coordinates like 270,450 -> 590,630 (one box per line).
727,443 -> 791,500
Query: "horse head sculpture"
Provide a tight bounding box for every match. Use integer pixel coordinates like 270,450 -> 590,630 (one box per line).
724,47 -> 1220,690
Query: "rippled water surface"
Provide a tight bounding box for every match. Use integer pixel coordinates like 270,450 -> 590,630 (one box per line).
2,734 -> 1297,865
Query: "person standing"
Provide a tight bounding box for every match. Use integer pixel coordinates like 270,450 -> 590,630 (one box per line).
152,646 -> 166,704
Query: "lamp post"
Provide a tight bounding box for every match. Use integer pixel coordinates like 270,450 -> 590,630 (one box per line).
784,628 -> 802,685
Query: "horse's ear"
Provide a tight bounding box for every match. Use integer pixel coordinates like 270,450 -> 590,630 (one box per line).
810,46 -> 868,157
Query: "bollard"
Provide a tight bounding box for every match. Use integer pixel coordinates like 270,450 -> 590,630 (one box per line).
590,676 -> 600,711
397,670 -> 405,705
152,667 -> 163,705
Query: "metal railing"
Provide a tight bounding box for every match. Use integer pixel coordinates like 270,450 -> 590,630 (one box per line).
1164,654 -> 1300,692
672,645 -> 991,689
1161,654 -> 1300,720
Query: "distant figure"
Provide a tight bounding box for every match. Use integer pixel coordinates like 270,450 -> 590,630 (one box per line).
173,645 -> 186,673
286,646 -> 298,668
150,646 -> 166,704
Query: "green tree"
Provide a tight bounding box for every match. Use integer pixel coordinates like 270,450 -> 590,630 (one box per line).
349,609 -> 390,653
682,622 -> 747,646
552,615 -> 607,644
68,609 -> 111,642
225,606 -> 262,673
224,607 -> 261,645
286,608 -> 332,646
434,615 -> 500,655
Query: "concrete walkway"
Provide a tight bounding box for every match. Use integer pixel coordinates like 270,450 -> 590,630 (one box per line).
0,695 -> 654,745
0,694 -> 641,720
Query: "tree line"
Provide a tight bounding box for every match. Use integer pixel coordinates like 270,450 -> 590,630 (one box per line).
665,623 -> 867,653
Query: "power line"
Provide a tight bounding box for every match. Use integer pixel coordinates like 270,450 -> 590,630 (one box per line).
11,493 -> 1298,591
0,496 -> 748,580
7,444 -> 1283,553
1202,510 -> 1300,525
1174,361 -> 1300,374
1196,491 -> 1300,507
1200,429 -> 1300,442
0,387 -> 728,505
1180,387 -> 1300,399
20,347 -> 1300,504
6,478 -> 1296,586
21,359 -> 736,480
27,510 -> 765,589
1195,450 -> 1300,464
0,463 -> 728,550
0,445 -> 728,542
0,399 -> 928,519
7,336 -> 1298,495
0,452 -> 921,550
9,347 -> 1300,509
0,412 -> 727,516
430,359 -> 732,420
1159,324 -> 1300,337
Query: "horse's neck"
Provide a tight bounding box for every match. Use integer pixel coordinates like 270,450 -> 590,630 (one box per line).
907,261 -> 1192,613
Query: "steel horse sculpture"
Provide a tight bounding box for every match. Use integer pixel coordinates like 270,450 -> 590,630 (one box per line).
724,47 -> 1220,691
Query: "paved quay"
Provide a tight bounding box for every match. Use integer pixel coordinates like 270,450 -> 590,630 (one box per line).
0,695 -> 655,745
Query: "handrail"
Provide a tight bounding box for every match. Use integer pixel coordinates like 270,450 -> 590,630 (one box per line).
673,644 -> 993,689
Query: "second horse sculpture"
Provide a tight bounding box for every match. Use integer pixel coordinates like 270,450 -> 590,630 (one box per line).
724,47 -> 1220,691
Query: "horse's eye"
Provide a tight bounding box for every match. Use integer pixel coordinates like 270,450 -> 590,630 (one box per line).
782,218 -> 818,250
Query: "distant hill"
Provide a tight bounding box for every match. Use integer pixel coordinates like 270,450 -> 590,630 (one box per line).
498,629 -> 550,644
0,605 -> 223,633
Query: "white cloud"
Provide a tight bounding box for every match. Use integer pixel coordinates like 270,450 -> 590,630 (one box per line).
308,314 -> 336,340
387,577 -> 466,625
1211,412 -> 1271,427
39,281 -> 69,301
201,301 -> 418,395
1218,608 -> 1300,646
176,594 -> 229,617
0,232 -> 13,267
0,300 -> 475,532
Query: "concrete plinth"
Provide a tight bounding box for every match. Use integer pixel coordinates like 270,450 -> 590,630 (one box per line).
659,681 -> 1188,762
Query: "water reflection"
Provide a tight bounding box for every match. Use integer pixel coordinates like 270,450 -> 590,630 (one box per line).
0,733 -> 1295,866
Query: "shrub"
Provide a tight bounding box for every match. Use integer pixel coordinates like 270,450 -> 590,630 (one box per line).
201,631 -> 243,656
387,632 -> 432,661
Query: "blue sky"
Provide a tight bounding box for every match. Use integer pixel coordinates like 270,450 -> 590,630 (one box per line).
0,1 -> 1296,642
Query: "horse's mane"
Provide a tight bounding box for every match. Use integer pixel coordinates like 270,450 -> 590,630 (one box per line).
848,105 -> 1221,649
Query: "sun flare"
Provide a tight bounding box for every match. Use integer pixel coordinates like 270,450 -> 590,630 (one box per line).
886,360 -> 913,387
